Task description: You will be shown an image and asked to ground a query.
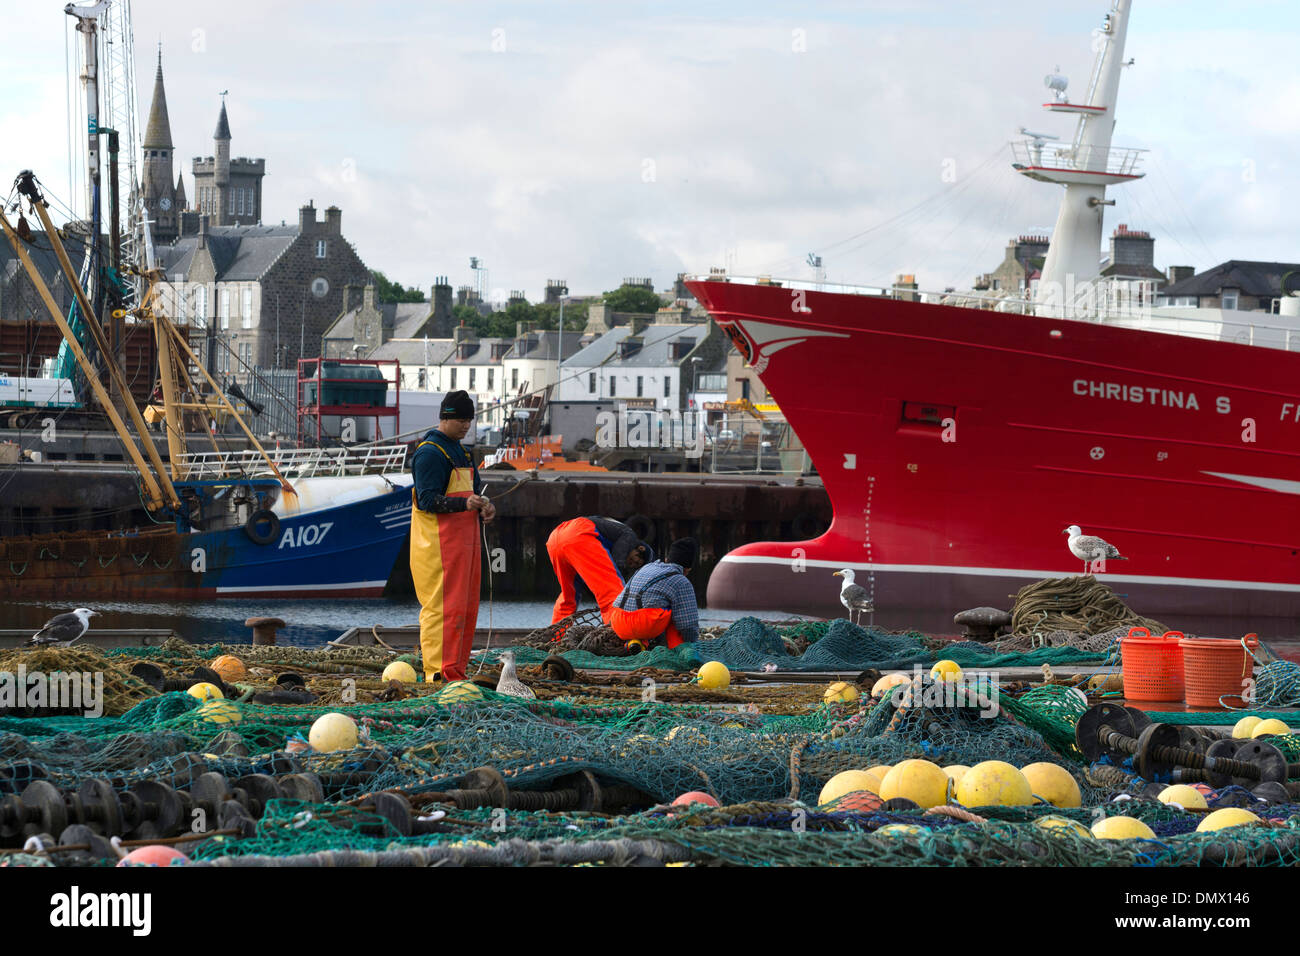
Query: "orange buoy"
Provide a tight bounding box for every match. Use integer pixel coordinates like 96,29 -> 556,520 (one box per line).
672,791 -> 720,807
210,654 -> 248,682
117,845 -> 188,866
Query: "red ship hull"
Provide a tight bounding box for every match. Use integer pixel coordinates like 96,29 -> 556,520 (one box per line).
687,278 -> 1300,638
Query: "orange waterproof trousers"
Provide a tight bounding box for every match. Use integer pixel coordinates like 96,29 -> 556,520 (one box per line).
610,607 -> 684,649
547,517 -> 626,625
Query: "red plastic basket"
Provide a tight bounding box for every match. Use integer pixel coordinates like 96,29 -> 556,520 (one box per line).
1120,627 -> 1185,702
1178,634 -> 1258,708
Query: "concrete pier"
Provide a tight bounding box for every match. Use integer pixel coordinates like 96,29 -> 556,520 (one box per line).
0,463 -> 831,600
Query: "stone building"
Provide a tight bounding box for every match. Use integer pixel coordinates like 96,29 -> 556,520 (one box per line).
1099,224 -> 1167,284
191,101 -> 265,227
502,325 -> 582,398
1157,260 -> 1300,312
0,233 -> 80,326
974,235 -> 1051,294
559,309 -> 723,413
321,277 -> 453,359
371,326 -> 513,426
155,203 -> 371,376
138,58 -> 263,235
138,53 -> 185,243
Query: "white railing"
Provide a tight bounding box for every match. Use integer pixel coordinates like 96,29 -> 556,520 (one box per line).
693,274 -> 1300,354
1010,141 -> 1146,177
688,273 -> 891,298
176,444 -> 408,480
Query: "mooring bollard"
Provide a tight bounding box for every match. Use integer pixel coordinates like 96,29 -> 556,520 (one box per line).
246,616 -> 286,645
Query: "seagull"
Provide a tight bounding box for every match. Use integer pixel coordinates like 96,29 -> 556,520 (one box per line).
1064,525 -> 1127,573
832,569 -> 874,626
495,650 -> 535,699
27,608 -> 98,647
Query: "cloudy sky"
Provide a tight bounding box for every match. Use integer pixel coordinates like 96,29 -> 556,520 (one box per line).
4,0 -> 1299,300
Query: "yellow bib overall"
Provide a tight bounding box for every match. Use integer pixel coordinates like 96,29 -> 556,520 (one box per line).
410,441 -> 481,681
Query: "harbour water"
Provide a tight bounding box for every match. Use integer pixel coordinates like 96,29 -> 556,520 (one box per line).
2,598 -> 816,647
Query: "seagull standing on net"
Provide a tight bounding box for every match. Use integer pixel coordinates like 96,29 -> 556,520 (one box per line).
832,569 -> 874,626
27,608 -> 98,647
495,650 -> 536,699
1064,525 -> 1127,574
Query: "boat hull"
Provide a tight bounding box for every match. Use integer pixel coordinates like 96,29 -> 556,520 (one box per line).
0,478 -> 413,601
687,278 -> 1300,638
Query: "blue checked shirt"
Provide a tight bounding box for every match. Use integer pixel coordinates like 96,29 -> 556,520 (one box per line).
615,560 -> 699,642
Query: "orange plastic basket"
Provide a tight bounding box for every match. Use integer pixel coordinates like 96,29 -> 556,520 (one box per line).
1177,634 -> 1258,709
1120,627 -> 1185,702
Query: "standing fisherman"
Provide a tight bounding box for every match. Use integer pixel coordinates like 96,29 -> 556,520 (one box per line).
410,390 -> 495,681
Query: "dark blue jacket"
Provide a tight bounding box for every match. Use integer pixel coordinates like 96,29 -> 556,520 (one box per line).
412,429 -> 482,513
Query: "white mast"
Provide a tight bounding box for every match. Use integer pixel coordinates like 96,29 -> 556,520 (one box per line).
1012,0 -> 1145,315
98,0 -> 154,286
66,2 -> 109,223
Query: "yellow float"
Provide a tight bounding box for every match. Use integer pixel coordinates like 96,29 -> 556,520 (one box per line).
1020,762 -> 1082,808
1091,816 -> 1156,840
824,681 -> 858,704
697,661 -> 731,689
1251,718 -> 1291,738
954,761 -> 1033,808
879,759 -> 951,809
817,770 -> 882,806
187,682 -> 223,702
929,659 -> 963,682
308,712 -> 359,753
382,661 -> 418,683
1157,784 -> 1209,810
1196,808 -> 1260,832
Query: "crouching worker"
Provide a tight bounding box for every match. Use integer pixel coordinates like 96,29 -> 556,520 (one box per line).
547,516 -> 653,626
410,390 -> 495,682
610,537 -> 700,652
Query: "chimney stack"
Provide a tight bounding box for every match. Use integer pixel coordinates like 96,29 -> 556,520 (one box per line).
545,279 -> 568,304
431,276 -> 453,336
344,282 -> 363,314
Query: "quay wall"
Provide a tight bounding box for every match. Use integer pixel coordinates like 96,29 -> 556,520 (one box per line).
0,467 -> 832,602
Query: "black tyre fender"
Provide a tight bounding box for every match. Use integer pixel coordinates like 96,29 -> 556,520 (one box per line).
244,509 -> 281,546
624,514 -> 655,546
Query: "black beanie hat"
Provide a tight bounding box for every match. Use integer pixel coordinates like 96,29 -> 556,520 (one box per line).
440,390 -> 474,420
667,537 -> 697,569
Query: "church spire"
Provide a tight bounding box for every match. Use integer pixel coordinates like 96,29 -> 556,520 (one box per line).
214,99 -> 232,141
142,49 -> 173,150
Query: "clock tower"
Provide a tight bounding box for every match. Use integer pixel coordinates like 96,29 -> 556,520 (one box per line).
140,50 -> 180,242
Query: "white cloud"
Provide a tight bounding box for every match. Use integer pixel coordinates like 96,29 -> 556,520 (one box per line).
5,0 -> 1300,301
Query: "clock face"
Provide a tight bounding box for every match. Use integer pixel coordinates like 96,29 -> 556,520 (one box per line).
159,197 -> 172,210
311,277 -> 329,298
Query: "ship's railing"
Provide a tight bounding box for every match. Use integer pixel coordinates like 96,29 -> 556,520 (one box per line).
687,273 -> 892,297
175,444 -> 409,480
693,273 -> 1300,353
1009,141 -> 1146,177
